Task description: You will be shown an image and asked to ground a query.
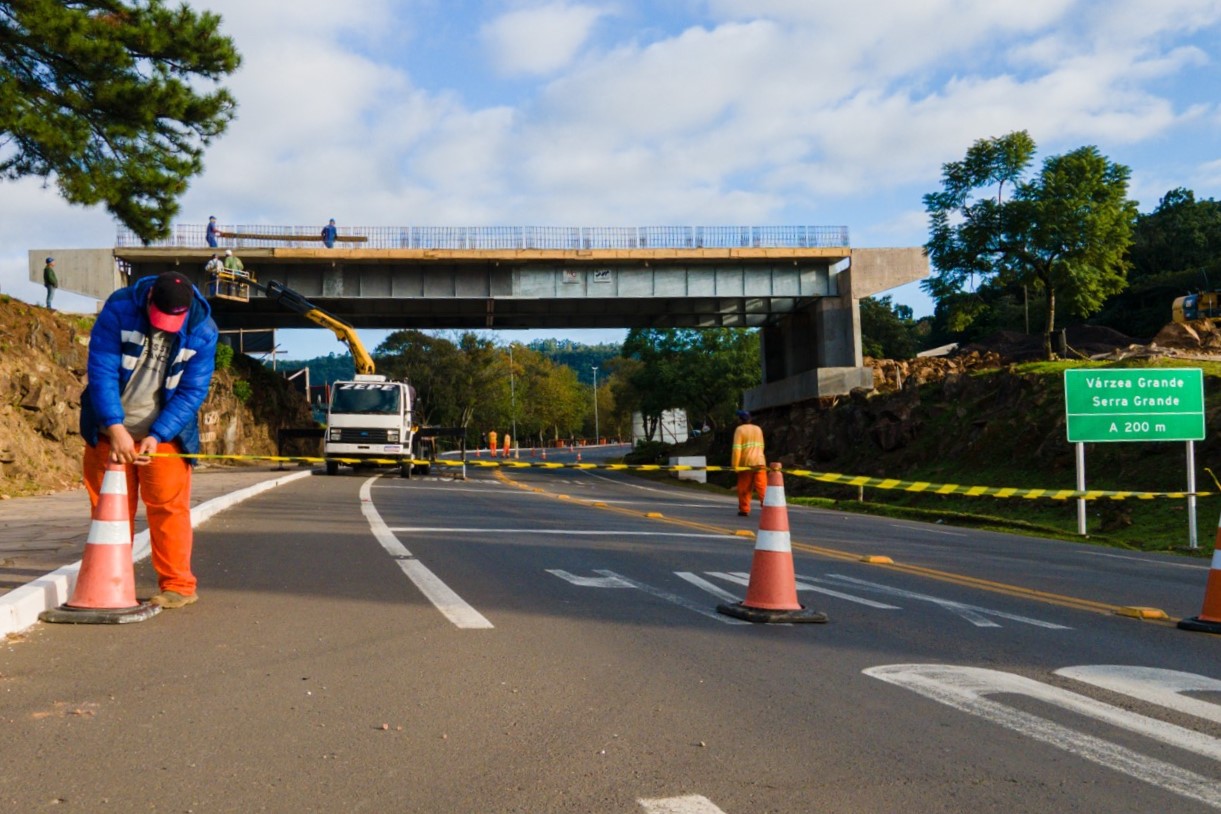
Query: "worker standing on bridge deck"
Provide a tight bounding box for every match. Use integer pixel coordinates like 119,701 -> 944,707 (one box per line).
206,215 -> 222,248
80,272 -> 218,609
321,218 -> 338,249
731,410 -> 768,517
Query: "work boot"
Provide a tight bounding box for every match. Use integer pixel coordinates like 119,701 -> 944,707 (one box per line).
149,591 -> 199,609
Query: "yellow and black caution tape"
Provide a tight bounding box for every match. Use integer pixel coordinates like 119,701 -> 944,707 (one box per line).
145,451 -> 1216,501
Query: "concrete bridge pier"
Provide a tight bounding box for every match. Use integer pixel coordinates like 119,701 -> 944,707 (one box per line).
745,248 -> 928,412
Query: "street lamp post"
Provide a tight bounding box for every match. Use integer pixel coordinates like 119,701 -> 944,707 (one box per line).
592,366 -> 599,445
509,345 -> 518,458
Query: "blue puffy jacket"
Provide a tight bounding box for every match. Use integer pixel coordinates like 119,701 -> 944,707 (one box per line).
80,276 -> 218,458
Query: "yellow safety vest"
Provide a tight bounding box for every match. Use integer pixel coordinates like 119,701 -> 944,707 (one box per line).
731,423 -> 766,468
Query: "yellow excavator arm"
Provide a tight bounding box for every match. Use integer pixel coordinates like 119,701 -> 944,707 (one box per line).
258,281 -> 377,375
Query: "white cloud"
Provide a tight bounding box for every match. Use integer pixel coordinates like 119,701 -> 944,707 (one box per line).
481,3 -> 609,76
3,0 -> 1221,331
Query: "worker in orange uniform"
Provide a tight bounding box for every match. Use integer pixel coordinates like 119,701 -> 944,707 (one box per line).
79,272 -> 218,608
488,430 -> 498,458
731,410 -> 767,517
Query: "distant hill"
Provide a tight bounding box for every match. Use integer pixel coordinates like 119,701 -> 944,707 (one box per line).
272,339 -> 623,386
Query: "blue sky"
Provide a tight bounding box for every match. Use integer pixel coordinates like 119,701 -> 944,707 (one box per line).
3,0 -> 1220,359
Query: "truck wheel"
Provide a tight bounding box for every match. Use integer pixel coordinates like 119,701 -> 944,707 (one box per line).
400,461 -> 412,478
326,460 -> 339,476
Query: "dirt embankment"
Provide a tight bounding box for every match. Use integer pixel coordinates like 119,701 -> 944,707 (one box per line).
0,297 -> 314,499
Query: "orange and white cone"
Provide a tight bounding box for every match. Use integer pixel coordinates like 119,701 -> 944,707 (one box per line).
717,463 -> 827,624
1178,515 -> 1221,634
40,462 -> 161,625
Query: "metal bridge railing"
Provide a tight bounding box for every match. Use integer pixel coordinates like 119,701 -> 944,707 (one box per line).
117,224 -> 850,250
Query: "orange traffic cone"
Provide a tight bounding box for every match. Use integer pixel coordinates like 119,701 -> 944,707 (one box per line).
1179,515 -> 1221,634
40,462 -> 161,625
717,463 -> 827,624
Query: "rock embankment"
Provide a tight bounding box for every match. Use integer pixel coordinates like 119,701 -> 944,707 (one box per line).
0,297 -> 314,499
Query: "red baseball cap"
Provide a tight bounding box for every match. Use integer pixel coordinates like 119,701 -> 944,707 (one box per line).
147,272 -> 193,332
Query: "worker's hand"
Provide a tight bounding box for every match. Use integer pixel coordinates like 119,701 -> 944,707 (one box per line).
132,435 -> 159,466
106,424 -> 138,464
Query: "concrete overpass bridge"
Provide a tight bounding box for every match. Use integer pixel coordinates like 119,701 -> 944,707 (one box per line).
30,224 -> 927,410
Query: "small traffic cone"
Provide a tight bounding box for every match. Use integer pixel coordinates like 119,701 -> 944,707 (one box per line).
40,463 -> 161,625
1178,515 -> 1221,634
717,463 -> 827,624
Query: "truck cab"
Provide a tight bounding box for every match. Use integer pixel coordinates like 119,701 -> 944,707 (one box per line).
324,374 -> 421,476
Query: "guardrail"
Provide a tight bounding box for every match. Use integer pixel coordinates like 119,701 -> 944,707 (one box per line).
117,224 -> 850,251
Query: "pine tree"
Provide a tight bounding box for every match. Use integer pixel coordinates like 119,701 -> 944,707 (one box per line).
0,1 -> 240,241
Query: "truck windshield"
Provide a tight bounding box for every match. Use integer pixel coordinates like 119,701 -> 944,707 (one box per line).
330,384 -> 401,415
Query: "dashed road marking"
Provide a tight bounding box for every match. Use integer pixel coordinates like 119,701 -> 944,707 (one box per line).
823,573 -> 1071,629
361,477 -> 493,629
639,795 -> 728,813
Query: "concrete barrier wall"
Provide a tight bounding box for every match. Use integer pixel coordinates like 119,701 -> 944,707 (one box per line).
668,456 -> 707,484
28,249 -> 121,301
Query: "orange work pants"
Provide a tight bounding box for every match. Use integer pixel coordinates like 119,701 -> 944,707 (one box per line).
83,439 -> 196,596
737,469 -> 768,514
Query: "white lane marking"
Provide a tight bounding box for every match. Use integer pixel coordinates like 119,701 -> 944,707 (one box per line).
593,570 -> 747,625
824,573 -> 1071,629
707,571 -> 901,610
888,523 -> 968,537
639,795 -> 729,814
359,477 -> 493,630
1081,551 -> 1207,570
374,485 -> 519,495
865,664 -> 1221,809
546,569 -> 747,624
546,570 -> 634,588
581,468 -> 726,501
675,572 -> 743,604
390,527 -> 735,539
1056,665 -> 1221,724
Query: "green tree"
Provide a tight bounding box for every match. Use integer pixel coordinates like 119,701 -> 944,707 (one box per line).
0,1 -> 240,241
621,328 -> 760,437
376,331 -> 510,434
860,295 -> 920,359
1091,188 -> 1221,338
512,344 -> 585,444
923,131 -> 1138,357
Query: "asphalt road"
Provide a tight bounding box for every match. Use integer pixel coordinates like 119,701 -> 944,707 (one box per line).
2,450 -> 1218,813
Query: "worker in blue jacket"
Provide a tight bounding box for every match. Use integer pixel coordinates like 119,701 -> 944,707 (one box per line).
79,272 -> 218,609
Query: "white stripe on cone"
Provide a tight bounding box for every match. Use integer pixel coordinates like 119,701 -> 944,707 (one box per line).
763,483 -> 786,506
87,519 -> 131,546
755,529 -> 792,553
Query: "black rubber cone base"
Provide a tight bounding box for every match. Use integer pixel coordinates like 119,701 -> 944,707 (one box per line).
40,602 -> 161,625
1177,616 -> 1221,634
717,602 -> 828,624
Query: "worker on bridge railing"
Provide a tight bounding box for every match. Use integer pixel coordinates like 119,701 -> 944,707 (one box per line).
321,218 -> 338,248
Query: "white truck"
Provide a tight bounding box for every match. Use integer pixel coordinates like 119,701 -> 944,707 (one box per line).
252,281 -> 443,477
324,375 -> 424,477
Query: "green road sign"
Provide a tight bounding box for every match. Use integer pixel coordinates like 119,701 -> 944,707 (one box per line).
1064,368 -> 1205,443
